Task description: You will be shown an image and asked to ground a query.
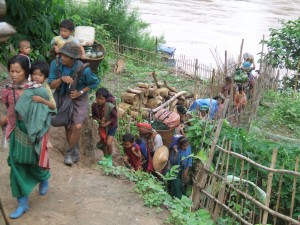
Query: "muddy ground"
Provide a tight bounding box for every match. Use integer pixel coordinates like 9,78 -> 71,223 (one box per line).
0,126 -> 168,225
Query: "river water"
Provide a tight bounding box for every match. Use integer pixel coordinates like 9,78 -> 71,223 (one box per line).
130,0 -> 300,66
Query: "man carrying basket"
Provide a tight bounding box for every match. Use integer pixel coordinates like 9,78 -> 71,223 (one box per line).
48,42 -> 100,166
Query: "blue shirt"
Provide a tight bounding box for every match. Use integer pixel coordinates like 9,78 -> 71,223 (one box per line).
189,98 -> 219,119
48,59 -> 100,95
170,145 -> 193,171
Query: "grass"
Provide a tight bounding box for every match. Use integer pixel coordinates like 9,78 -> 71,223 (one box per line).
250,90 -> 300,141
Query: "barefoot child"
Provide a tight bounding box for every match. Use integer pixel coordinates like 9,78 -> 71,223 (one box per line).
122,133 -> 142,171
92,88 -> 118,166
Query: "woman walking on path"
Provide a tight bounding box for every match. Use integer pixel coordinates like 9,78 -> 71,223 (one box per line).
1,55 -> 53,219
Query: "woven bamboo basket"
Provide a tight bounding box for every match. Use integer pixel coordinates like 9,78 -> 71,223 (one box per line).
82,41 -> 106,73
156,128 -> 174,148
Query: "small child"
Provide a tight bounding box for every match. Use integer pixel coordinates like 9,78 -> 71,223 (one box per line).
18,40 -> 31,68
30,60 -> 56,148
50,19 -> 86,58
92,88 -> 118,166
234,84 -> 247,111
220,76 -> 235,99
122,133 -> 142,171
30,60 -> 56,110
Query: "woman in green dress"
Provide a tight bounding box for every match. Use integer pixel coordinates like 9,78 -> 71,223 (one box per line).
1,55 -> 52,219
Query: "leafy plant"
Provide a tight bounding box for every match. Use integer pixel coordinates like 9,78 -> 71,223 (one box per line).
4,0 -> 65,58
261,18 -> 300,70
99,164 -> 215,225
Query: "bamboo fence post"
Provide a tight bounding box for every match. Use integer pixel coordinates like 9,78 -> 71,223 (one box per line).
262,149 -> 278,225
259,35 -> 265,73
293,58 -> 300,98
274,166 -> 285,225
284,69 -> 289,89
224,50 -> 228,76
213,141 -> 231,219
207,139 -> 226,211
154,37 -> 158,74
238,39 -> 244,66
289,157 -> 299,225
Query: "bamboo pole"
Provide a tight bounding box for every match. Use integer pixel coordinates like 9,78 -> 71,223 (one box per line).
262,149 -> 278,225
202,189 -> 252,225
273,166 -> 284,225
213,141 -> 231,219
200,165 -> 300,225
238,39 -> 244,66
289,157 -> 299,225
215,145 -> 300,176
259,35 -> 265,73
224,50 -> 228,76
147,91 -> 187,113
293,58 -> 300,98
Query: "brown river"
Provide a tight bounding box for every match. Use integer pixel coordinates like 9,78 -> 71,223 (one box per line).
130,0 -> 300,66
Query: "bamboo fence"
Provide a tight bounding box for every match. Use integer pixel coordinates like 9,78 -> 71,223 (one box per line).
103,39 -> 215,81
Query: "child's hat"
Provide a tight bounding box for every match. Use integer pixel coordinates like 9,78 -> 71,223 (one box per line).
59,42 -> 80,59
153,145 -> 169,171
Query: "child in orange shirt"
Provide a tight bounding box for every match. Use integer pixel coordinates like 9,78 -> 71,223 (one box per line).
234,84 -> 247,111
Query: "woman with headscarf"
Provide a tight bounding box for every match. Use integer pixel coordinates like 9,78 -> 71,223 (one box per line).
2,55 -> 53,219
137,122 -> 163,172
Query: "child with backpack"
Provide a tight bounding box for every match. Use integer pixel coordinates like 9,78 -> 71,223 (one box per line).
122,133 -> 142,171
92,88 -> 118,166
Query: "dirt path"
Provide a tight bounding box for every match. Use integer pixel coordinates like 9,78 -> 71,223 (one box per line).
0,129 -> 167,225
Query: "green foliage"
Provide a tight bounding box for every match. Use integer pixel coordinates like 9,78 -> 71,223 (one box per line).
65,0 -> 160,50
258,90 -> 300,134
100,164 -> 215,225
4,0 -> 65,58
0,71 -> 8,81
184,107 -> 300,222
262,17 -> 300,70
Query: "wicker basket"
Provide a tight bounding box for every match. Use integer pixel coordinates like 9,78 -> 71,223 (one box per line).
82,41 -> 106,73
156,128 -> 175,148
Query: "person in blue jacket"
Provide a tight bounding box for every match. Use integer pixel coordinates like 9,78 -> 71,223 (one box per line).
188,96 -> 223,120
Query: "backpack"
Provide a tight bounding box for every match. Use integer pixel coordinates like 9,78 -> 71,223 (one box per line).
234,68 -> 248,83
135,138 -> 148,160
154,108 -> 180,129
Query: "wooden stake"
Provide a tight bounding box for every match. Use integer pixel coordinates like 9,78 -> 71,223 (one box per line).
293,58 -> 300,98
262,149 -> 278,225
259,35 -> 265,73
274,166 -> 284,225
224,50 -> 228,76
238,39 -> 244,66
289,157 -> 299,225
